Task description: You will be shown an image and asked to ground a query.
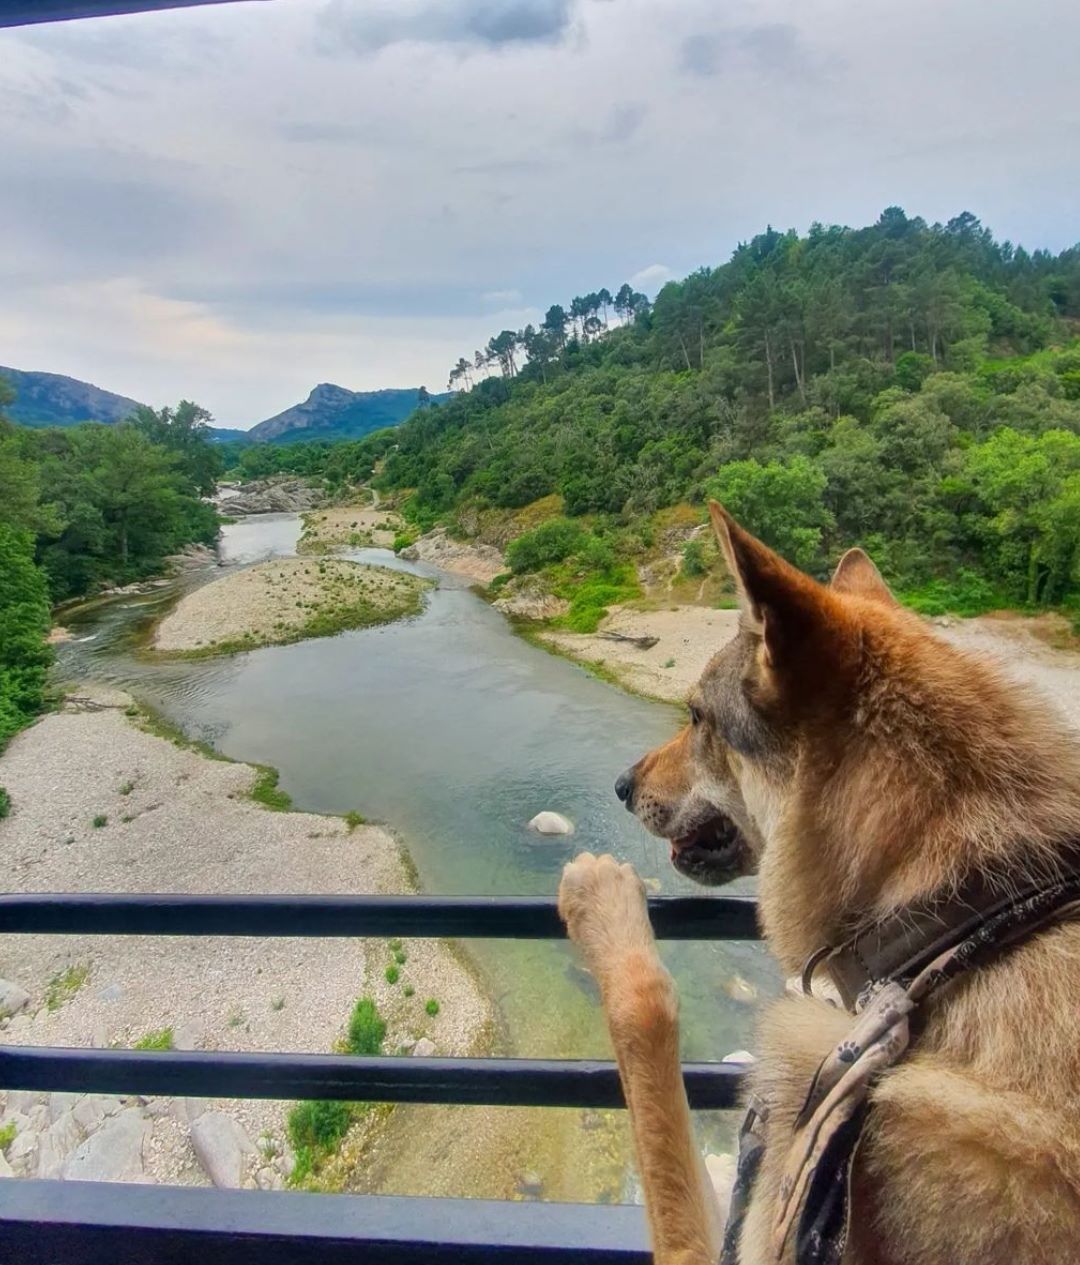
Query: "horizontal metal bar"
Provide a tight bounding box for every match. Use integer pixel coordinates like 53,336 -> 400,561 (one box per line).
0,1046 -> 744,1109
0,1180 -> 651,1264
0,0 -> 268,30
0,892 -> 760,940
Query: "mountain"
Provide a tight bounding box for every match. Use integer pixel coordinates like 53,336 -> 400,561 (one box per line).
0,366 -> 444,444
0,366 -> 141,428
245,383 -> 448,444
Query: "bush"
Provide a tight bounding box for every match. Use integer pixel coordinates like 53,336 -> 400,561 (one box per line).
287,1099 -> 352,1156
506,519 -> 587,574
346,997 -> 385,1056
900,570 -> 1004,617
385,965 -> 400,985
0,787 -> 9,819
680,539 -> 706,577
425,998 -> 440,1017
92,814 -> 108,829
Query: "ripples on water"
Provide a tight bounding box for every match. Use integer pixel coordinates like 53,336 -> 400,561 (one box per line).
59,513 -> 776,1159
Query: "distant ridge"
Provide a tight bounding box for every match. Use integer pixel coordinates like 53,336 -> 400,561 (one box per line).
0,365 -> 446,443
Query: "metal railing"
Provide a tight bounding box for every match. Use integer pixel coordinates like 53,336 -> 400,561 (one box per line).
0,891 -> 760,1262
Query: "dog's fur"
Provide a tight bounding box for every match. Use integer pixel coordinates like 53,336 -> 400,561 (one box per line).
559,504 -> 1080,1264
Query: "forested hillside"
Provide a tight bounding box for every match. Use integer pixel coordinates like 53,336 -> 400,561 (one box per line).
373,208 -> 1080,612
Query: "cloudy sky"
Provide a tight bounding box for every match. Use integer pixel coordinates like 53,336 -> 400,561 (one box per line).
1,0 -> 1077,426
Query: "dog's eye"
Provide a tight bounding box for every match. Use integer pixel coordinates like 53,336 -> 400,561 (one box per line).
689,704 -> 703,727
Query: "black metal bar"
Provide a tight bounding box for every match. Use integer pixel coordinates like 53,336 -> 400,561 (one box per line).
0,1180 -> 651,1264
0,891 -> 760,940
0,1045 -> 744,1109
0,0 -> 268,29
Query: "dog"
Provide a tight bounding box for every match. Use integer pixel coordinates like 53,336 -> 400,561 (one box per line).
558,503 -> 1080,1264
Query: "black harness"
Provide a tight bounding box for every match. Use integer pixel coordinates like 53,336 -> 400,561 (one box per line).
720,852 -> 1080,1264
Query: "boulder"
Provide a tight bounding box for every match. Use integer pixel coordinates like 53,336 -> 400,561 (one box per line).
37,1109 -> 83,1179
72,1096 -> 111,1135
189,1111 -> 255,1189
411,1037 -> 437,1058
0,1151 -> 13,1178
7,1130 -> 40,1175
527,811 -> 575,836
49,1092 -> 81,1123
0,980 -> 30,1016
62,1109 -> 148,1183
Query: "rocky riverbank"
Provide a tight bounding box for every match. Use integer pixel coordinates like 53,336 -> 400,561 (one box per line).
298,504 -> 405,554
152,558 -> 429,656
0,688 -> 493,1189
400,526 -> 505,585
215,477 -> 324,517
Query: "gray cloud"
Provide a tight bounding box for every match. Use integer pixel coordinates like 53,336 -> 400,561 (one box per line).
320,0 -> 576,54
0,0 -> 1076,424
680,23 -> 818,79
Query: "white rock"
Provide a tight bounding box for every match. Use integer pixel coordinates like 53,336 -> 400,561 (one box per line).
0,1152 -> 13,1178
723,975 -> 758,1004
26,1105 -> 49,1132
0,980 -> 30,1016
37,1110 -> 83,1179
527,811 -> 575,836
721,1049 -> 757,1066
0,1110 -> 30,1134
274,1150 -> 295,1179
255,1165 -> 283,1190
7,1130 -> 40,1174
62,1109 -> 149,1183
49,1092 -> 81,1123
411,1037 -> 436,1058
96,982 -> 123,1003
190,1112 -> 255,1189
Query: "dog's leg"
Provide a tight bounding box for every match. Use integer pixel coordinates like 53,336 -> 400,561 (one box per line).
559,853 -> 725,1265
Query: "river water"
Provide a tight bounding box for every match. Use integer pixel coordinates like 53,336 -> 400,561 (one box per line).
58,514 -> 775,1174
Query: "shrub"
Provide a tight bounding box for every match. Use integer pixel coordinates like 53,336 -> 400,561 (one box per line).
346,997 -> 385,1056
425,998 -> 440,1017
0,787 -> 9,820
385,965 -> 400,985
46,964 -> 89,1011
0,1121 -> 15,1152
343,810 -> 366,831
92,814 -> 108,828
506,519 -> 587,574
394,949 -> 407,965
403,985 -> 415,998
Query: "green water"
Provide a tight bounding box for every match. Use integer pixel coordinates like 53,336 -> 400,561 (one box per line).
59,514 -> 774,1112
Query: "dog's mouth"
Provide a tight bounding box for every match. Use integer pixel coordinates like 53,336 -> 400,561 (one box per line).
668,814 -> 746,886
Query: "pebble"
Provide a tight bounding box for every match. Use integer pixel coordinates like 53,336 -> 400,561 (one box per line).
411,1037 -> 437,1058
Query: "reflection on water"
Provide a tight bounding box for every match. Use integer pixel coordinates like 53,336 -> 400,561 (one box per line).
58,514 -> 775,1123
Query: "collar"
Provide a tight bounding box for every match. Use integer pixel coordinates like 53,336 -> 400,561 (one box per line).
805,846 -> 1080,1012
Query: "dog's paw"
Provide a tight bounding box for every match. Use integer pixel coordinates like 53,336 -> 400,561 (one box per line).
558,852 -> 654,975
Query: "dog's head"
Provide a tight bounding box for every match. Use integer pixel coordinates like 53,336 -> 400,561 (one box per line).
617,502 -> 896,886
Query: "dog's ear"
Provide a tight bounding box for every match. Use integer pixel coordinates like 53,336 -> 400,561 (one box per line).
830,548 -> 897,607
709,501 -> 835,669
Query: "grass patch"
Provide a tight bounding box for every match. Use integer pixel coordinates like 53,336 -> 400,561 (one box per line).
403,984 -> 415,998
0,787 -> 9,819
288,997 -> 386,1185
384,965 -> 400,985
425,998 -> 440,1017
47,964 -> 89,1011
249,765 -> 292,812
271,996 -> 286,1011
133,702 -> 227,762
343,810 -> 366,831
133,1026 -> 175,1051
0,1121 -> 16,1152
92,814 -> 108,828
119,780 -> 135,796
899,570 -> 1007,618
393,949 -> 407,965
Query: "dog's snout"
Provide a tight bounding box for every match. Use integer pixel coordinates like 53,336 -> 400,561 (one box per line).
615,768 -> 636,809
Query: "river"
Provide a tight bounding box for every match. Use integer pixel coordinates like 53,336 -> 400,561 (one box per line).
57,513 -> 776,1179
